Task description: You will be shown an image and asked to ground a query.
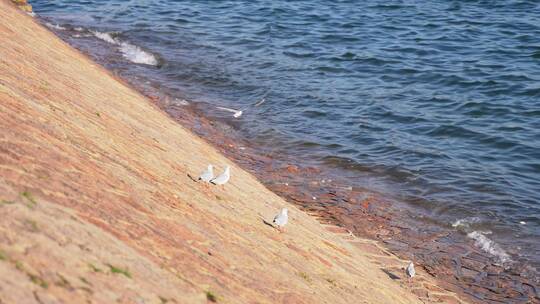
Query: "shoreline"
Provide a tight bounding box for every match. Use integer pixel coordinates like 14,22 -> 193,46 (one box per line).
28,1 -> 540,285
144,80 -> 539,303
0,1 -> 456,303
29,5 -> 539,302
120,21 -> 539,304
2,1 -> 539,302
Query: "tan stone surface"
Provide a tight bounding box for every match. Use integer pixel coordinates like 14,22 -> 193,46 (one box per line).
0,1 -> 465,303
10,0 -> 32,12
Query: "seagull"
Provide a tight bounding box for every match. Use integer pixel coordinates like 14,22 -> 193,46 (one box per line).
216,106 -> 243,118
210,166 -> 230,186
215,92 -> 269,119
405,261 -> 415,282
272,208 -> 288,232
198,164 -> 214,182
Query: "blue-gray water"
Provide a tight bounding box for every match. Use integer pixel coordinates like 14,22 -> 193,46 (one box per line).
32,1 -> 540,273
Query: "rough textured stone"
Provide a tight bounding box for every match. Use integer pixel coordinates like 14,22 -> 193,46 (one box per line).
10,0 -> 32,12
0,2 -> 435,303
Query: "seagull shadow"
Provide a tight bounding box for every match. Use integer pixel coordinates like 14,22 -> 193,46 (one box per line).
187,173 -> 198,182
381,268 -> 401,281
262,219 -> 275,228
258,216 -> 278,230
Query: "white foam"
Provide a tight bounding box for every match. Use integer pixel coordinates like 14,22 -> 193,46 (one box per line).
45,22 -> 66,30
73,34 -> 92,38
119,42 -> 158,66
91,30 -> 117,44
174,98 -> 190,106
467,231 -> 510,264
451,217 -> 480,229
91,30 -> 158,66
452,219 -> 464,228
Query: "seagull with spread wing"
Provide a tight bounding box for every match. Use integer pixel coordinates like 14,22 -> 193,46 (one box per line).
215,91 -> 268,118
198,164 -> 214,182
210,165 -> 230,187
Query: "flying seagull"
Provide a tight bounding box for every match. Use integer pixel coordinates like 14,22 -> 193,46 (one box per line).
198,164 -> 214,182
405,261 -> 415,282
272,208 -> 288,232
210,165 -> 230,186
215,91 -> 269,118
216,106 -> 243,118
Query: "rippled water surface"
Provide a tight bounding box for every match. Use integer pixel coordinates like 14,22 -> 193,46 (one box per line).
32,0 -> 540,270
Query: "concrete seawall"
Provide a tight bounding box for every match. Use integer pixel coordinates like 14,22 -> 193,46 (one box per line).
0,1 -> 465,303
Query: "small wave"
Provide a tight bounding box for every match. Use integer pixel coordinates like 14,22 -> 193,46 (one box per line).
451,217 -> 481,229
452,218 -> 511,264
467,231 -> 510,264
91,30 -> 118,44
174,98 -> 189,106
73,33 -> 93,38
282,51 -> 314,58
45,22 -> 66,30
301,110 -> 326,118
91,30 -> 158,66
66,27 -> 94,38
119,42 -> 159,66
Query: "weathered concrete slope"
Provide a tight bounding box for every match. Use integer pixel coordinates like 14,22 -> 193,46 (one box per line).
0,1 -> 432,303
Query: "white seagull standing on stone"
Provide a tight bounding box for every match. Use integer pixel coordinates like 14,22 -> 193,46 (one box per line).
198,164 -> 214,182
210,165 -> 230,186
406,261 -> 415,282
272,208 -> 288,232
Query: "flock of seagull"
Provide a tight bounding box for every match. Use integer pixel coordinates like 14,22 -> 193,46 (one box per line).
197,164 -> 289,231
198,164 -> 230,185
200,88 -> 416,283
195,163 -> 416,282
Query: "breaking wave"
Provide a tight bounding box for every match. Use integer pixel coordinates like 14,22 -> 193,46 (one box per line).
451,217 -> 481,229
174,98 -> 190,106
45,22 -> 66,30
452,217 -> 511,264
91,30 -> 158,66
467,231 -> 511,264
91,30 -> 117,44
118,42 -> 159,66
